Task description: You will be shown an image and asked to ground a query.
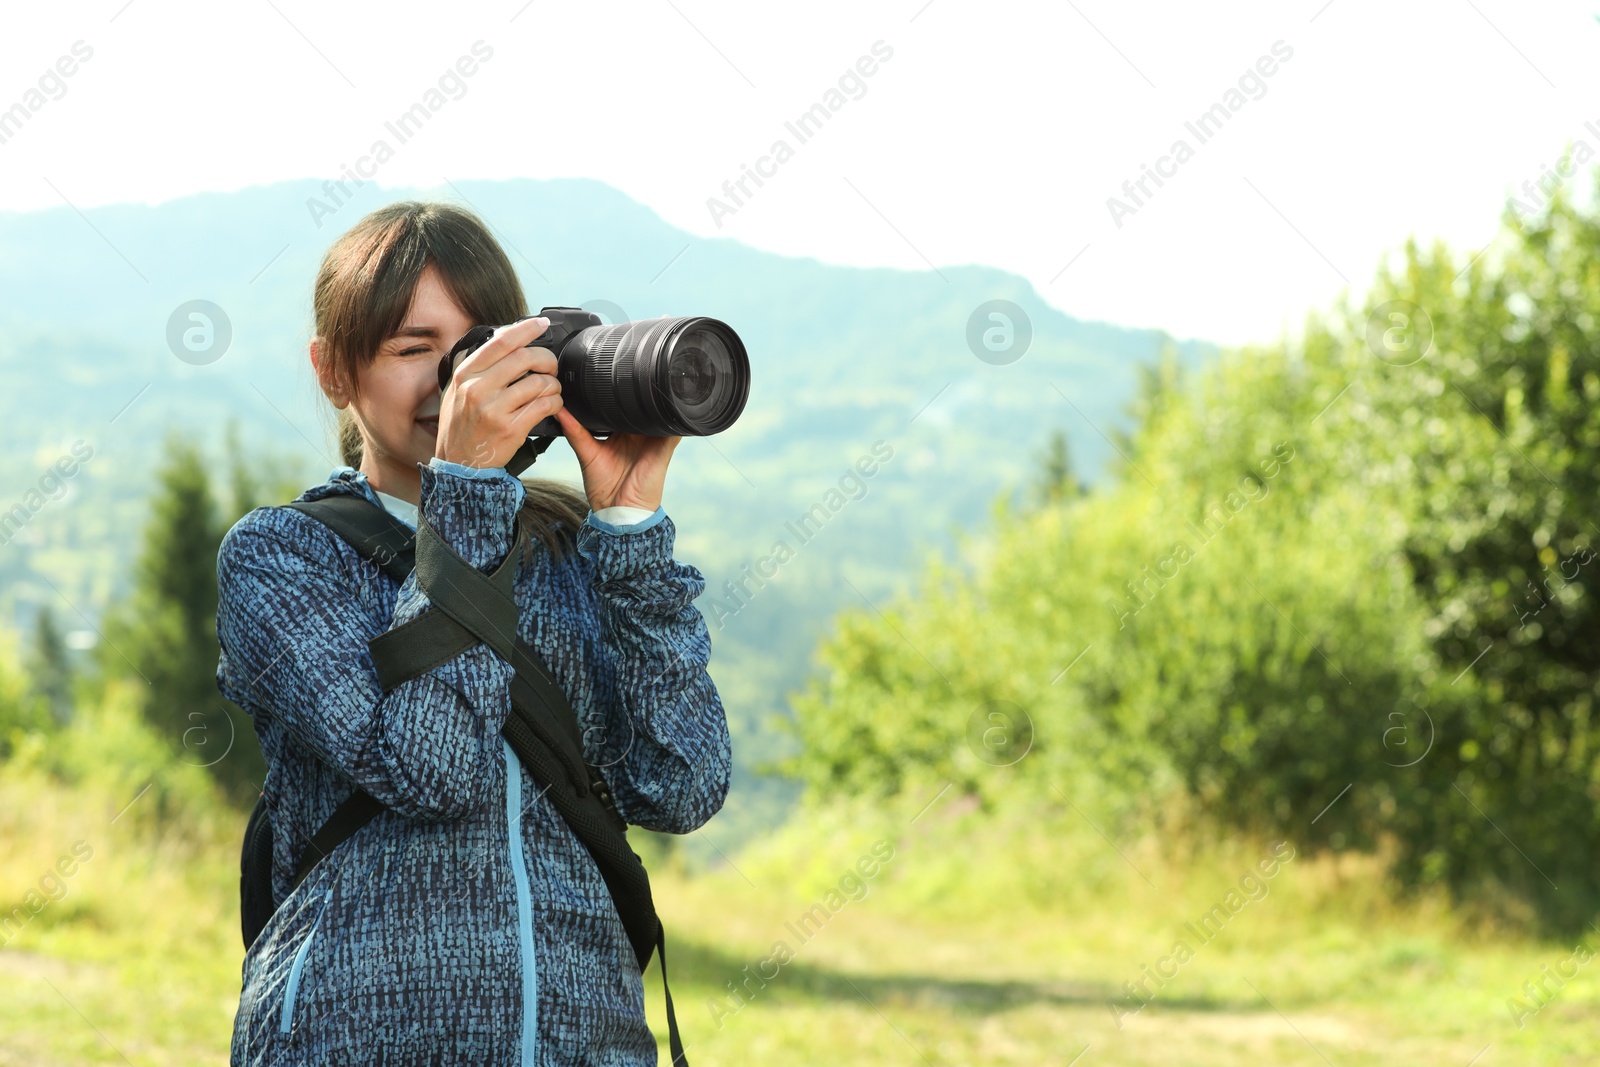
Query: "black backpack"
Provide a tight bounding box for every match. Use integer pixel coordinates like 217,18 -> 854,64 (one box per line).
236,492 -> 688,1063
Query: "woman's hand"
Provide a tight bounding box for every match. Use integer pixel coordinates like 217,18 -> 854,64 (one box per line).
555,406 -> 681,513
435,316 -> 561,470
435,312 -> 680,511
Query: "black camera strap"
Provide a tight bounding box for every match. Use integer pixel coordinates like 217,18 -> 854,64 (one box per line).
505,434 -> 556,477
277,493 -> 690,1065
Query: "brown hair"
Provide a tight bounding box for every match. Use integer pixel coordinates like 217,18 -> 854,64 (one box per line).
312,200 -> 589,562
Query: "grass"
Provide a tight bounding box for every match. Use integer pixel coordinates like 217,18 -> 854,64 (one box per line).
4,696 -> 1600,1065
644,800 -> 1600,1066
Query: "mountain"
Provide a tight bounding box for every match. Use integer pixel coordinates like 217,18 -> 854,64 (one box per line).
0,177 -> 1217,838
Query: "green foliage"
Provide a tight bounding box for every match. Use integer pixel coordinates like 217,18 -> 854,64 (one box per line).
1026,427 -> 1084,511
0,625 -> 48,759
785,171 -> 1600,932
1376,185 -> 1600,929
96,425 -> 287,808
25,606 -> 74,727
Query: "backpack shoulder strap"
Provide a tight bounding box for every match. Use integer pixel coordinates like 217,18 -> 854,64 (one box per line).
271,491 -> 690,1060
292,790 -> 384,891
285,494 -> 416,582
256,494 -> 415,909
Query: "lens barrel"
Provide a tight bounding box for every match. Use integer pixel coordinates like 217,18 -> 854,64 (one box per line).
556,316 -> 750,437
441,310 -> 750,438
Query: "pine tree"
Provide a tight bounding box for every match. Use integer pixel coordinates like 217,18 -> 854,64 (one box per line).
1028,428 -> 1083,509
26,605 -> 73,727
101,432 -> 265,806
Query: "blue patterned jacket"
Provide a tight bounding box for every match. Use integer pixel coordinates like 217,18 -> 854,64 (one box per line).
216,462 -> 731,1065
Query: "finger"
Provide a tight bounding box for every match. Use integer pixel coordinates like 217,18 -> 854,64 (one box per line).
497,370 -> 562,414
501,387 -> 564,441
449,351 -> 556,419
555,405 -> 597,444
553,407 -> 600,464
451,316 -> 551,382
471,345 -> 559,393
458,329 -> 553,388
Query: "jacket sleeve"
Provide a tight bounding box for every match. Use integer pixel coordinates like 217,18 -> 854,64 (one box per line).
215,466 -> 522,821
573,510 -> 732,834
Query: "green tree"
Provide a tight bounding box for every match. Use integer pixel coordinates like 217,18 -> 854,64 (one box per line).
25,605 -> 73,727
101,431 -> 265,806
1027,428 -> 1083,510
785,166 -> 1600,932
1373,184 -> 1600,929
0,624 -> 48,757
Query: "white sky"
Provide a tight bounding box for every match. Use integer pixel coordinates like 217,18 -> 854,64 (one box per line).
2,0 -> 1597,347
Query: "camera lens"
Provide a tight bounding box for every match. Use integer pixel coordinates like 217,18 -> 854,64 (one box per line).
442,311 -> 751,439
563,316 -> 749,436
670,347 -> 715,406
669,332 -> 732,414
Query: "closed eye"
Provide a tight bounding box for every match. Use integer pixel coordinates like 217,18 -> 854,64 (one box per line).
397,345 -> 431,357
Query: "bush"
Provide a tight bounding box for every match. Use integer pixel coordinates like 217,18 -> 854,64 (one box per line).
785,173 -> 1600,932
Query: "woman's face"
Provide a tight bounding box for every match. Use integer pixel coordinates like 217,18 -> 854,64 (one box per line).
318,262 -> 473,496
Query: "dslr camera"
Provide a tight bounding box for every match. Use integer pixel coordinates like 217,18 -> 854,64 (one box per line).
439,307 -> 750,473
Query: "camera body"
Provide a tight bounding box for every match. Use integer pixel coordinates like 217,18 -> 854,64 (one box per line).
520,306 -> 604,360
439,306 -> 750,441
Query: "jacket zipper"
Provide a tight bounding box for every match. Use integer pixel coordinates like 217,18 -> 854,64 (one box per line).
503,737 -> 539,1065
279,888 -> 333,1034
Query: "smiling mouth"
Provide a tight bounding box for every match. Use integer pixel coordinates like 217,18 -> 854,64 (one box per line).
417,416 -> 439,433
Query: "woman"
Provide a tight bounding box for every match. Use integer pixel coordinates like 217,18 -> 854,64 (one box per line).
217,200 -> 731,1065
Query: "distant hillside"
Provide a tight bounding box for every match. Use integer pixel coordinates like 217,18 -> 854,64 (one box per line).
0,177 -> 1216,833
